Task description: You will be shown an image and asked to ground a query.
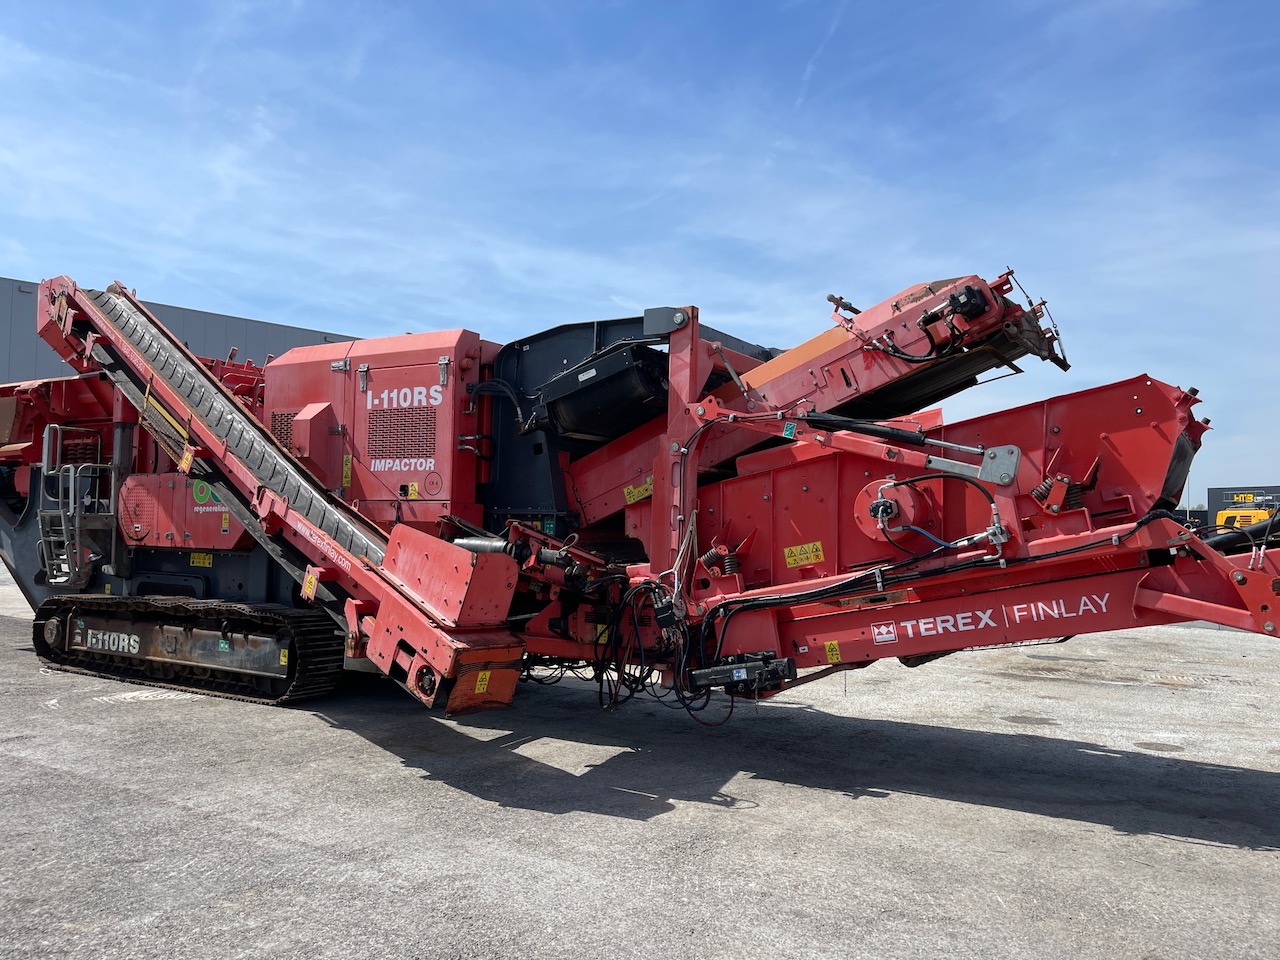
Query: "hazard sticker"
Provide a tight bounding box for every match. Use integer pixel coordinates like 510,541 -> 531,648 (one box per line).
221,512 -> 231,535
190,552 -> 213,568
279,649 -> 289,666
177,448 -> 194,473
407,482 -> 419,500
475,670 -> 491,694
784,540 -> 825,568
342,454 -> 352,488
624,475 -> 654,505
825,640 -> 841,663
302,573 -> 318,600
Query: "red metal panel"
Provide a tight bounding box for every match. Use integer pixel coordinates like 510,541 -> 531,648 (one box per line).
381,524 -> 517,627
773,568 -> 1151,669
707,472 -> 775,588
263,329 -> 493,527
291,402 -> 340,489
363,586 -> 524,714
770,455 -> 839,583
117,474 -> 251,550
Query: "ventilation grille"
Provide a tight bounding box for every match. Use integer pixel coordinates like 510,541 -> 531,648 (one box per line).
119,483 -> 157,543
270,411 -> 295,450
367,407 -> 437,459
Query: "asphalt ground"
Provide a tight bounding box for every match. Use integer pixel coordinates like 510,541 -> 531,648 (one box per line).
0,563 -> 1277,960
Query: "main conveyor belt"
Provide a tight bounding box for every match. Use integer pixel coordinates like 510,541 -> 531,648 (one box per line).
83,286 -> 388,566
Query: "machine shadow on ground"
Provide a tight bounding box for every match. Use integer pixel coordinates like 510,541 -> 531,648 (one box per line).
314,674 -> 1280,850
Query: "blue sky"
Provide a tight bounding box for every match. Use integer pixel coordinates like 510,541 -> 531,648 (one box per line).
0,0 -> 1276,504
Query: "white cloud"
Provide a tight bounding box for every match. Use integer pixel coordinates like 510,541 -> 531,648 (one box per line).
795,0 -> 849,109
0,2 -> 1274,502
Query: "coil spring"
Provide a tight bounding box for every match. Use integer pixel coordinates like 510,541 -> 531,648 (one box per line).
699,548 -> 740,574
1030,476 -> 1084,511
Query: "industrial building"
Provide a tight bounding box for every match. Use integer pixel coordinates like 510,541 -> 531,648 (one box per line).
1,276 -> 351,382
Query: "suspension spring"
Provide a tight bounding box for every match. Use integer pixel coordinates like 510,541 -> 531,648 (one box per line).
699,546 -> 739,575
1030,477 -> 1054,503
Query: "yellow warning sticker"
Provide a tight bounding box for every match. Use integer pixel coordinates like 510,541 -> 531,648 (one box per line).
279,649 -> 289,666
407,482 -> 419,500
342,455 -> 352,488
825,640 -> 841,664
623,475 -> 654,505
190,552 -> 213,568
302,573 -> 318,599
221,512 -> 231,534
784,540 -> 826,568
177,448 -> 194,473
475,670 -> 491,694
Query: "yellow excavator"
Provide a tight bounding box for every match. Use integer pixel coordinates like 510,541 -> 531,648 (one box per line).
1214,495 -> 1277,529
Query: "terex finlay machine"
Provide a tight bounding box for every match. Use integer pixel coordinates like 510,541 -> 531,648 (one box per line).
0,273 -> 1274,720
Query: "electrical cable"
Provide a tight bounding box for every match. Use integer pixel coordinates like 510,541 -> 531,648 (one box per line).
897,524 -> 954,549
886,472 -> 995,506
470,378 -> 531,428
871,302 -> 967,364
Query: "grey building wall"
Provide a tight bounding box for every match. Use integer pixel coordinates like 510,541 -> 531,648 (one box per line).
1,276 -> 352,382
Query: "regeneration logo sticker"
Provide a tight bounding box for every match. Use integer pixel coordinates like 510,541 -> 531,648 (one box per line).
192,480 -> 224,514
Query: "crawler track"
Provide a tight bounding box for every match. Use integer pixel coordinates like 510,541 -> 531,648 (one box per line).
33,596 -> 345,705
